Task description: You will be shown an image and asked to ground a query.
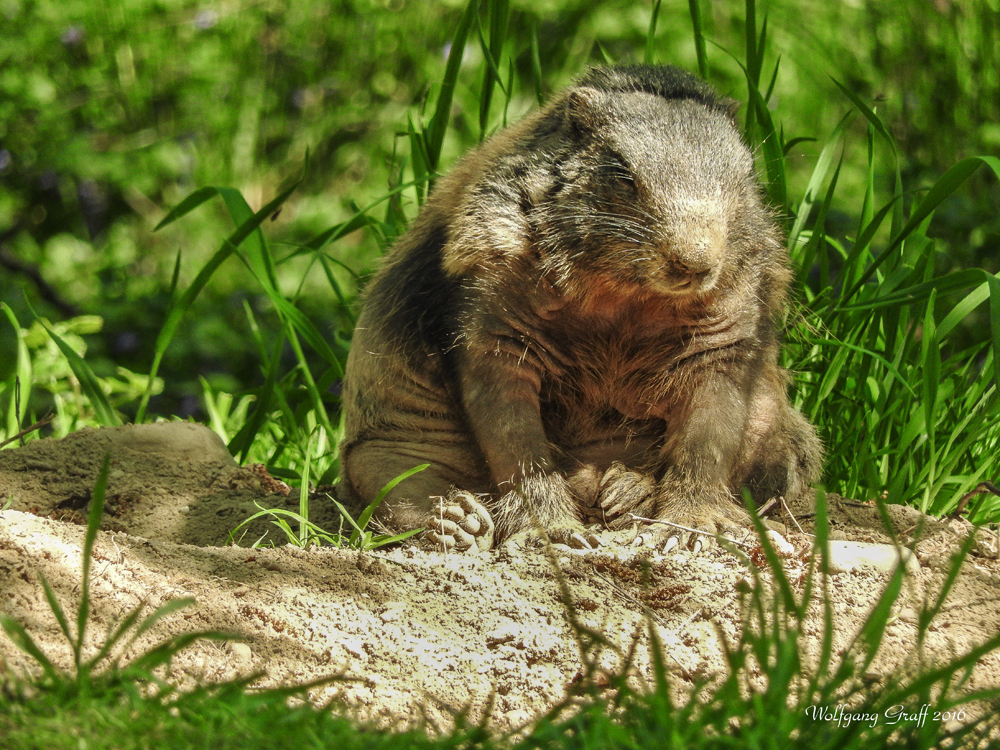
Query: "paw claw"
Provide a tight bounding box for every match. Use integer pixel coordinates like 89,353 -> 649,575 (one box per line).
597,462 -> 658,521
568,531 -> 602,550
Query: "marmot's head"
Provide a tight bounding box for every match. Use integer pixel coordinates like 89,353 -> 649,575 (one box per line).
534,72 -> 776,300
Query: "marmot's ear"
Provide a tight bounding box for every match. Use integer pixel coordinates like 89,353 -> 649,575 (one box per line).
721,97 -> 741,126
566,87 -> 607,133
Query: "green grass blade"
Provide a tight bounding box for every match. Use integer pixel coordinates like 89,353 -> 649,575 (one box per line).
407,113 -> 430,206
529,21 -> 544,106
853,563 -> 905,675
859,123 -> 876,240
1,303 -> 31,434
742,0 -> 760,140
215,188 -> 277,289
317,255 -> 357,326
83,599 -> 150,672
810,335 -> 852,404
235,252 -> 338,439
331,497 -> 365,536
126,631 -> 233,676
918,525 -> 979,635
168,248 -> 182,298
920,289 -> 940,511
228,503 -> 296,545
836,268 -> 986,312
0,612 -> 62,683
841,157 -> 998,300
645,0 -> 663,64
895,156 -> 1000,249
283,177 -> 431,261
366,528 -> 425,548
476,0 -> 510,139
744,0 -> 759,83
254,283 -> 344,374
687,0 -> 708,78
501,57 -> 515,127
153,186 -> 221,231
299,439 -> 312,545
350,464 -> 429,547
228,315 -> 283,462
425,0 -> 477,171
763,54 -> 780,103
732,57 -> 787,214
595,42 -> 615,66
879,536 -> 986,706
796,157 -> 842,280
646,617 -> 671,704
233,504 -> 345,548
127,597 -> 199,644
269,512 -> 299,544
39,577 -> 73,650
805,335 -> 915,396
756,14 -> 769,85
834,199 -> 897,300
0,302 -> 18,383
77,453 -> 110,665
789,112 -> 851,250
812,490 -> 835,684
137,176 -> 302,422
831,77 -> 896,151
300,213 -> 371,255
37,320 -> 120,427
987,274 -> 1000,387
741,491 -> 797,613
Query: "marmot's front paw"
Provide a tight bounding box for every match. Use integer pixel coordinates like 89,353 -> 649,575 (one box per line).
598,461 -> 658,524
504,522 -> 602,552
424,489 -> 495,553
636,478 -> 751,554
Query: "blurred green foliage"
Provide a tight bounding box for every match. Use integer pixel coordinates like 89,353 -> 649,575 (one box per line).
0,0 -> 997,428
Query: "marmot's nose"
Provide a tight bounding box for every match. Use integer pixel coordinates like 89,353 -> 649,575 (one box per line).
660,259 -> 713,293
674,258 -> 714,277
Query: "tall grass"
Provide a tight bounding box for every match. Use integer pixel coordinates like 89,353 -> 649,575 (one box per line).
95,0 -> 998,524
0,1 -> 997,520
675,0 -> 1000,520
782,104 -> 1000,518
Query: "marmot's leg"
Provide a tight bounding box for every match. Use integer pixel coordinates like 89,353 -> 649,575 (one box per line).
640,367 -> 821,553
739,398 -> 824,508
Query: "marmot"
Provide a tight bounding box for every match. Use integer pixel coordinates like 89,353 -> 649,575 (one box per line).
337,64 -> 822,552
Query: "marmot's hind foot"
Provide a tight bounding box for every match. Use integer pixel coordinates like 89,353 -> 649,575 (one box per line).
423,489 -> 495,553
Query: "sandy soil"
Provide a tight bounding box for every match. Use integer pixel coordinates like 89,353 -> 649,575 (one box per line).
2,422 -> 1000,733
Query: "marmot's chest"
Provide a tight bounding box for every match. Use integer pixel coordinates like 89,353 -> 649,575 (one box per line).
529,300 -> 753,417
537,350 -> 675,419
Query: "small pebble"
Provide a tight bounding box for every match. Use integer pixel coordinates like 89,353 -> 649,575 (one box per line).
226,642 -> 252,664
826,541 -> 919,575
